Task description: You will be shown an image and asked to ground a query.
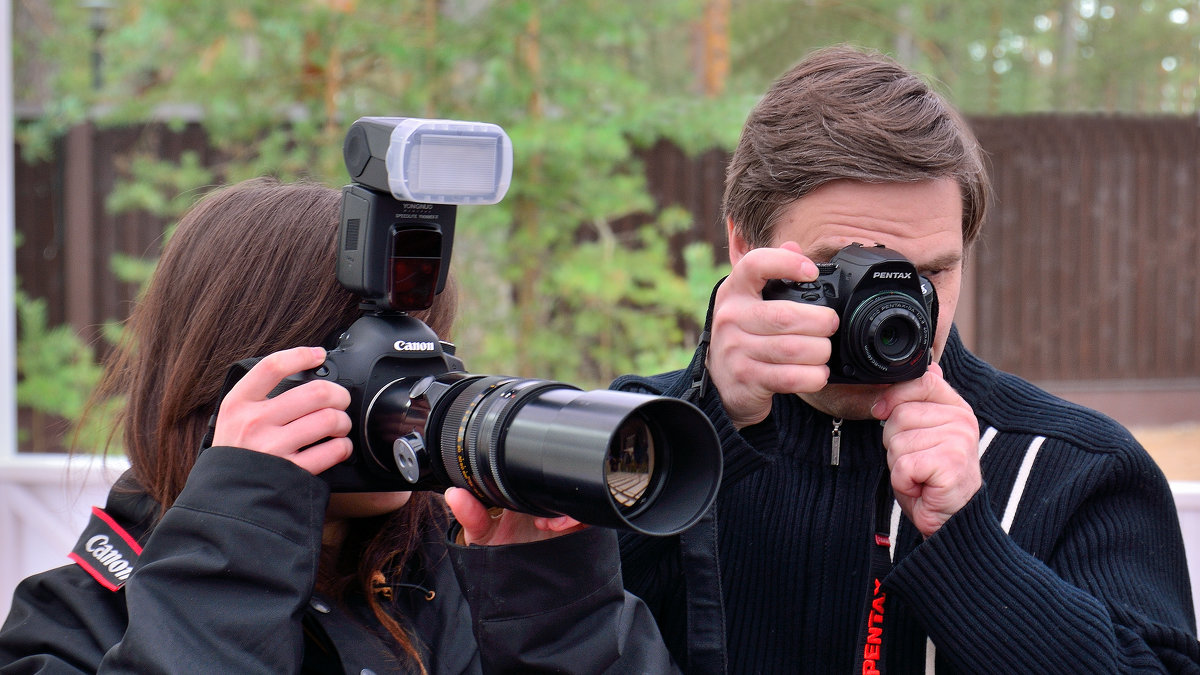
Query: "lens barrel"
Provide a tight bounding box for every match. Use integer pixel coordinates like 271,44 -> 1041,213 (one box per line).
846,293 -> 931,376
365,374 -> 721,536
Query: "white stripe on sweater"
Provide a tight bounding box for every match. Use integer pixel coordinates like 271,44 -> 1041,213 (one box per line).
978,426 -> 999,458
889,500 -> 901,563
1001,435 -> 1046,533
922,426 -> 1002,673
896,427 -> 999,565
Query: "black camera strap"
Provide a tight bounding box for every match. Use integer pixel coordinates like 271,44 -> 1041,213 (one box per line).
681,276 -> 899,674
685,275 -> 727,404
857,468 -> 895,675
651,276 -> 729,674
198,357 -> 263,452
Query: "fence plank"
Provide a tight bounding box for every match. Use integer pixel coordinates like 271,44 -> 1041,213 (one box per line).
12,115 -> 1200,451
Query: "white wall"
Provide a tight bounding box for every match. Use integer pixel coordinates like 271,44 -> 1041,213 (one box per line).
0,454 -> 127,620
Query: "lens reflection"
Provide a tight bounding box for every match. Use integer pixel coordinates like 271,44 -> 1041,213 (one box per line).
606,416 -> 655,510
869,308 -> 919,363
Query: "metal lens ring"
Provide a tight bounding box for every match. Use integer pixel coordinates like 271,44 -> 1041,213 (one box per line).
472,379 -> 563,512
847,293 -> 931,374
438,376 -> 511,499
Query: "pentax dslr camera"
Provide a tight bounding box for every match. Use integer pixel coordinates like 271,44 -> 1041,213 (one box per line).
217,117 -> 721,536
762,243 -> 938,384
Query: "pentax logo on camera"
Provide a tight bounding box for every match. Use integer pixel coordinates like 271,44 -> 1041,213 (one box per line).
394,339 -> 437,352
872,271 -> 912,280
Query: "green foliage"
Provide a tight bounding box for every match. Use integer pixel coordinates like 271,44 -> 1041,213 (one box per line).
20,0 -> 1199,415
725,0 -> 1200,114
14,289 -> 114,454
13,0 -> 98,160
21,0 -> 732,388
105,151 -> 215,219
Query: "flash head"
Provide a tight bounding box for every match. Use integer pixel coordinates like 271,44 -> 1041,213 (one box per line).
338,116 -> 514,311
343,117 -> 513,205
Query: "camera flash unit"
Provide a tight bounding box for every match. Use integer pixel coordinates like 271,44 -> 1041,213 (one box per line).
338,116 -> 514,311
343,117 -> 512,205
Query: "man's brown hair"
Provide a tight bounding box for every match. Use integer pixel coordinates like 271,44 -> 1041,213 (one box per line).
723,45 -> 989,249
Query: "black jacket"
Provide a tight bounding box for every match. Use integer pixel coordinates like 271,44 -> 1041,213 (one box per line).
614,315 -> 1200,674
0,446 -> 677,674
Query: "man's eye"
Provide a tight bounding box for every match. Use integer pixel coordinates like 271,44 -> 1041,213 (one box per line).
923,263 -> 960,277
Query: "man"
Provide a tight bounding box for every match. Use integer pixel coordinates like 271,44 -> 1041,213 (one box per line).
614,45 -> 1198,674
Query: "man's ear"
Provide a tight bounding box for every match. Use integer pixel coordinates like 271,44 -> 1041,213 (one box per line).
727,216 -> 752,266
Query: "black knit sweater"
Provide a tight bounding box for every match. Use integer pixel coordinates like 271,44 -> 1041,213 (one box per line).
614,327 -> 1199,674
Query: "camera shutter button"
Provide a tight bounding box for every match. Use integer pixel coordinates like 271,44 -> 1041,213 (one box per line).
314,361 -> 337,381
796,281 -> 822,302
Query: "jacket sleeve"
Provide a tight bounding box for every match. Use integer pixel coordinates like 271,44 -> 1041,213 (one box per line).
886,459 -> 1200,673
1,567 -> 127,673
0,446 -> 329,674
448,526 -> 680,674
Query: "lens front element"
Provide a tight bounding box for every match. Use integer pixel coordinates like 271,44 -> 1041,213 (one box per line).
869,306 -> 920,363
605,415 -> 657,512
848,292 -> 932,377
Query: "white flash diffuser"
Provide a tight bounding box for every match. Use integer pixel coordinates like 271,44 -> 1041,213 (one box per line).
343,117 -> 512,205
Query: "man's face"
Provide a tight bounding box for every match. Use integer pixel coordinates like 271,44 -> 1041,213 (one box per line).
733,178 -> 965,420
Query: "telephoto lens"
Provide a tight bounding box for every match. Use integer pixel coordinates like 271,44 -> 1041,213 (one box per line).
364,373 -> 722,537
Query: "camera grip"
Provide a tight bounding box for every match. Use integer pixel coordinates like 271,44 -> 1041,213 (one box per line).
270,361 -> 337,398
762,278 -> 836,305
199,356 -> 337,452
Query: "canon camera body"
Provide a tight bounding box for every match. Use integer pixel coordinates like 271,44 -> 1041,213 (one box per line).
213,117 -> 721,536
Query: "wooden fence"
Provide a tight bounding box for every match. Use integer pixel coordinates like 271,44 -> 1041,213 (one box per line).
13,115 -> 1200,442
16,122 -> 219,343
968,116 -> 1199,384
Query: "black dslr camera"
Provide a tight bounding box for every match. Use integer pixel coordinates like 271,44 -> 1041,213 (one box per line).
230,117 -> 721,536
762,243 -> 938,384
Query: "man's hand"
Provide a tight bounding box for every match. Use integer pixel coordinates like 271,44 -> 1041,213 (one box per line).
707,242 -> 839,428
872,363 -> 981,538
445,488 -> 585,546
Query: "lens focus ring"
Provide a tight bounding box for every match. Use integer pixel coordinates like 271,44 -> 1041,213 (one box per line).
846,292 -> 931,375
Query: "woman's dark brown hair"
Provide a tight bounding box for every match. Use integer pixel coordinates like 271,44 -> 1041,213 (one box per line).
723,44 -> 990,250
81,176 -> 457,669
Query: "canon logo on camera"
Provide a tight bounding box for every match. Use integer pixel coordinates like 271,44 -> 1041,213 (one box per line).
393,340 -> 437,352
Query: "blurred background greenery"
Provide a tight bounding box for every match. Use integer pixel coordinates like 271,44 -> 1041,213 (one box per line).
11,0 -> 1200,451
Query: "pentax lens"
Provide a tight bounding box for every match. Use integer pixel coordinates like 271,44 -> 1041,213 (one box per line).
869,307 -> 920,362
848,294 -> 931,375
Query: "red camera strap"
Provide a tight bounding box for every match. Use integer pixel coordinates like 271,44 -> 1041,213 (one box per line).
858,469 -> 894,675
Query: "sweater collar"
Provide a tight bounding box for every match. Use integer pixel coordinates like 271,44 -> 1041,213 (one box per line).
937,325 -> 1000,413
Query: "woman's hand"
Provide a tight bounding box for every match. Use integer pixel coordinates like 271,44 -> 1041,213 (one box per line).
212,346 -> 353,475
444,487 -> 585,546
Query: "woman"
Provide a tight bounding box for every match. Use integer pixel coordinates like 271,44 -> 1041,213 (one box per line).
0,178 -> 673,673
